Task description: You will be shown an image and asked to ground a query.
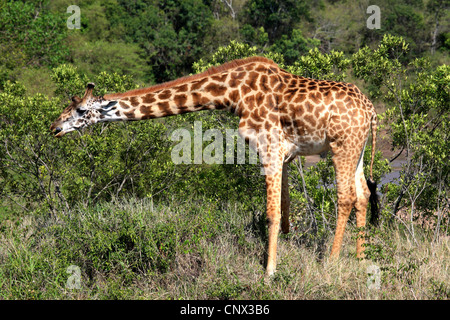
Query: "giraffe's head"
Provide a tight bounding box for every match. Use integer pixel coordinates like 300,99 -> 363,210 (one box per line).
50,83 -> 117,137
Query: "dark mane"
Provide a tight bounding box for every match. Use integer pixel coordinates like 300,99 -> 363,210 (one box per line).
104,56 -> 275,99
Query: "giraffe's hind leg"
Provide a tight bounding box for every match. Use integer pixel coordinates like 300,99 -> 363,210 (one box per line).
329,149 -> 358,258
329,140 -> 371,258
354,148 -> 370,258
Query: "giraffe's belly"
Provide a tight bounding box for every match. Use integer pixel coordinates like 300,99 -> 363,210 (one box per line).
282,103 -> 331,162
283,130 -> 330,162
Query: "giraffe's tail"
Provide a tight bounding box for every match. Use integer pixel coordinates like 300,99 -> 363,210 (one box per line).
367,111 -> 379,226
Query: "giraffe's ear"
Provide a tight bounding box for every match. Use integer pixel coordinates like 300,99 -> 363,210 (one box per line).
71,96 -> 82,104
82,83 -> 95,100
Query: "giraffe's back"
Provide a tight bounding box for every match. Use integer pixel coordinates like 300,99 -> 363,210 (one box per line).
277,71 -> 375,159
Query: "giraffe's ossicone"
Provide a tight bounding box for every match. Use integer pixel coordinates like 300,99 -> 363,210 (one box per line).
50,56 -> 379,277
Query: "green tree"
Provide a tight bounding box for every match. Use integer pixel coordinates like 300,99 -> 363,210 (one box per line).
426,0 -> 450,54
240,0 -> 312,43
193,40 -> 284,72
0,1 -> 68,69
360,0 -> 430,57
270,29 -> 320,65
106,0 -> 214,83
286,47 -> 351,81
0,65 -> 177,213
353,34 -> 449,237
67,37 -> 151,84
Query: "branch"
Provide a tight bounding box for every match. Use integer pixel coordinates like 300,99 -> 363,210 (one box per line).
294,158 -> 318,233
389,146 -> 405,163
220,0 -> 236,19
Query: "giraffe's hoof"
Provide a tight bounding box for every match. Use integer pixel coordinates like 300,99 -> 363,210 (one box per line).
356,253 -> 366,260
264,268 -> 276,282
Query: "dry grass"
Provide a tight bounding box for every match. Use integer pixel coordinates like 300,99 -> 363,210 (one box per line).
0,198 -> 449,300
137,201 -> 450,300
156,230 -> 449,300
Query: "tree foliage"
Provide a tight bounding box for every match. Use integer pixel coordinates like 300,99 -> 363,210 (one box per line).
0,0 -> 448,239
353,34 -> 449,237
0,1 -> 68,69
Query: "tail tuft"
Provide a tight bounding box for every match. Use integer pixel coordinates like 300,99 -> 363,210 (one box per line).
367,110 -> 379,226
367,178 -> 379,226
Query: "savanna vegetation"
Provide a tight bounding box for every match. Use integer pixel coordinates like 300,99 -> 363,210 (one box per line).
0,0 -> 449,300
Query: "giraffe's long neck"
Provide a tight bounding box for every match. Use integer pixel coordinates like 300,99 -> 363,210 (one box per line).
99,69 -> 250,122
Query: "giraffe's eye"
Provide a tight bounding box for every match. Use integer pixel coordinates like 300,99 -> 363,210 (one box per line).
76,108 -> 87,116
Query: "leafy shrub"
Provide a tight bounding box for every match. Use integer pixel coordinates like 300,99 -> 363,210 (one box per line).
0,66 -> 173,213
0,1 -> 68,68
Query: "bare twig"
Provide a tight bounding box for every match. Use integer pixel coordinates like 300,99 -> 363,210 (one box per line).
294,158 -> 318,233
220,0 -> 236,19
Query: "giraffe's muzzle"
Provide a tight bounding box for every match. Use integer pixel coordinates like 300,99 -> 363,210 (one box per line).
50,126 -> 65,138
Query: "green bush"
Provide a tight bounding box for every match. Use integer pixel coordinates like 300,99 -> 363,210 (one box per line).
0,1 -> 68,69
0,198 -> 254,299
0,66 -> 174,213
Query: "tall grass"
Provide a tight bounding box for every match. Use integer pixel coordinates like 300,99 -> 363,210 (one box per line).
0,198 -> 448,300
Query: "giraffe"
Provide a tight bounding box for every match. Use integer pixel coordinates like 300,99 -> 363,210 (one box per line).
50,56 -> 379,277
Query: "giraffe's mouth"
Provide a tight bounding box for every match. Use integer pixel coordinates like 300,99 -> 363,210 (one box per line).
55,130 -> 66,138
52,127 -> 66,138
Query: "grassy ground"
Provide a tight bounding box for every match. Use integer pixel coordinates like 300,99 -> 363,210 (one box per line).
0,198 -> 449,300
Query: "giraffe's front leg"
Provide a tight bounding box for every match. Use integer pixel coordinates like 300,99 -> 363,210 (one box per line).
281,162 -> 290,234
264,169 -> 283,276
262,152 -> 285,277
239,122 -> 285,276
